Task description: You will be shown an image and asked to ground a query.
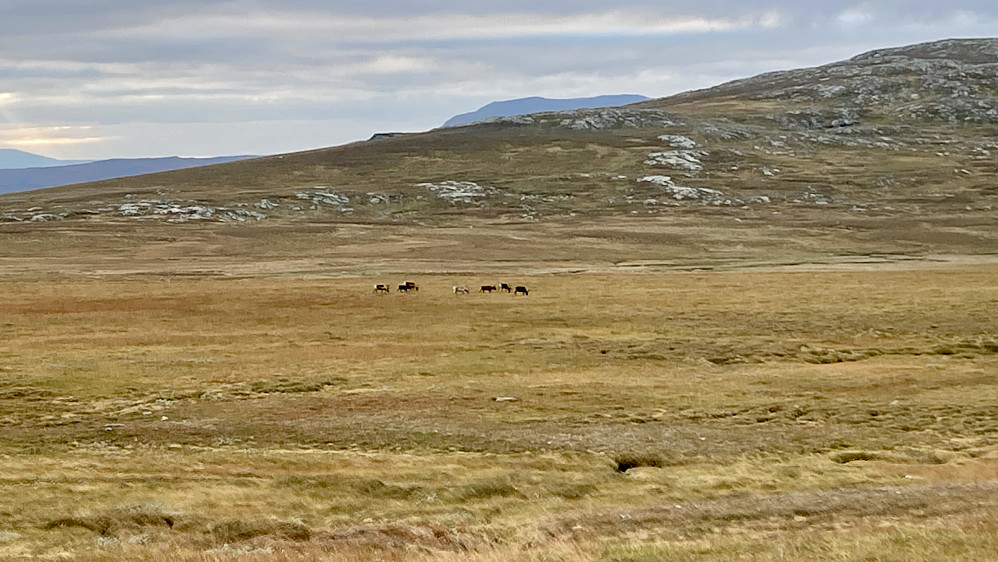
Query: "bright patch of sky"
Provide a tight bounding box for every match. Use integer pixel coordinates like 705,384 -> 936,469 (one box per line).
837,7 -> 875,26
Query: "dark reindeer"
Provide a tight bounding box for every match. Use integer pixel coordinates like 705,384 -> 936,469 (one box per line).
398,281 -> 419,293
373,284 -> 391,294
500,283 -> 513,293
480,285 -> 497,293
513,286 -> 529,296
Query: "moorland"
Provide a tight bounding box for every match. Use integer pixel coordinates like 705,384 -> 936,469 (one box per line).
0,38 -> 997,560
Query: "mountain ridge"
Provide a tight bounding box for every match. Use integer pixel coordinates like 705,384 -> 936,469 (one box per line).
0,149 -> 90,169
0,155 -> 256,194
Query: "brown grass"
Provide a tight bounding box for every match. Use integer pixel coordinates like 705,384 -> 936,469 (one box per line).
0,261 -> 996,559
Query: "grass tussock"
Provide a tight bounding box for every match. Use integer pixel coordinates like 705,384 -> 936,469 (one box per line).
43,505 -> 178,536
613,451 -> 683,472
830,451 -> 883,464
453,478 -> 524,501
210,519 -> 312,543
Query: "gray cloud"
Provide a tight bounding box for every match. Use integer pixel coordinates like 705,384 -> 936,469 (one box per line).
0,1 -> 995,158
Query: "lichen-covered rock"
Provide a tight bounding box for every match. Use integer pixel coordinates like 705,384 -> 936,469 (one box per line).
774,109 -> 860,130
490,108 -> 681,130
417,181 -> 495,204
645,151 -> 705,174
637,176 -> 725,203
658,135 -> 698,149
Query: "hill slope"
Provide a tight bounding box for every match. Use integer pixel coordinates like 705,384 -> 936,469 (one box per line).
640,37 -> 998,124
0,38 -> 994,264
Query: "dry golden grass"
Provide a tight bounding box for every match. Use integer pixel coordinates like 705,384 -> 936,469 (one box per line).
1,261 -> 997,559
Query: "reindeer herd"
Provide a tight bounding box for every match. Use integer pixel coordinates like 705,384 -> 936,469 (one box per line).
475,283 -> 528,295
373,281 -> 528,296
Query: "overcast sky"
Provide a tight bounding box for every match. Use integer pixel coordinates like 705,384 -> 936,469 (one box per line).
1,1 -> 995,160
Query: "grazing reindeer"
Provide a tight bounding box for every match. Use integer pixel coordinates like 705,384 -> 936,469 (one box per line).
453,286 -> 470,295
500,283 -> 513,293
514,286 -> 529,296
398,281 -> 419,293
373,284 -> 390,294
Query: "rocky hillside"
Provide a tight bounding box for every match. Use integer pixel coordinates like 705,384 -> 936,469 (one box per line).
0,39 -> 994,230
442,95 -> 649,127
648,38 -> 998,124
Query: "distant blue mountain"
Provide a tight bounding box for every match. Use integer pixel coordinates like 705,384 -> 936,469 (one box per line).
0,155 -> 256,194
0,149 -> 90,169
442,95 -> 649,128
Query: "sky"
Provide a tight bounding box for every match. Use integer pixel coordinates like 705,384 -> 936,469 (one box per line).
0,1 -> 996,160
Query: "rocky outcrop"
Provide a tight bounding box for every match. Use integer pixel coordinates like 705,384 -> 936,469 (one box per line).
492,108 -> 681,130
417,181 -> 496,204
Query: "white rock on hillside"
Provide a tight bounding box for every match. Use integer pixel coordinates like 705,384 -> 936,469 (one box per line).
217,208 -> 267,222
29,214 -> 62,222
637,176 -> 725,202
115,200 -> 267,222
417,181 -> 495,203
563,109 -> 678,130
152,204 -> 216,221
119,202 -> 148,216
658,135 -> 698,149
297,190 -> 353,212
645,151 -> 705,174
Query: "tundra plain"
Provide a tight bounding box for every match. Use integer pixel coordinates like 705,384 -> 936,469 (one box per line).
2,38 -> 998,561
0,219 -> 997,561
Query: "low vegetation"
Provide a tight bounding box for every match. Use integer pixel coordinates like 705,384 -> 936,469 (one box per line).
1,263 -> 996,560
